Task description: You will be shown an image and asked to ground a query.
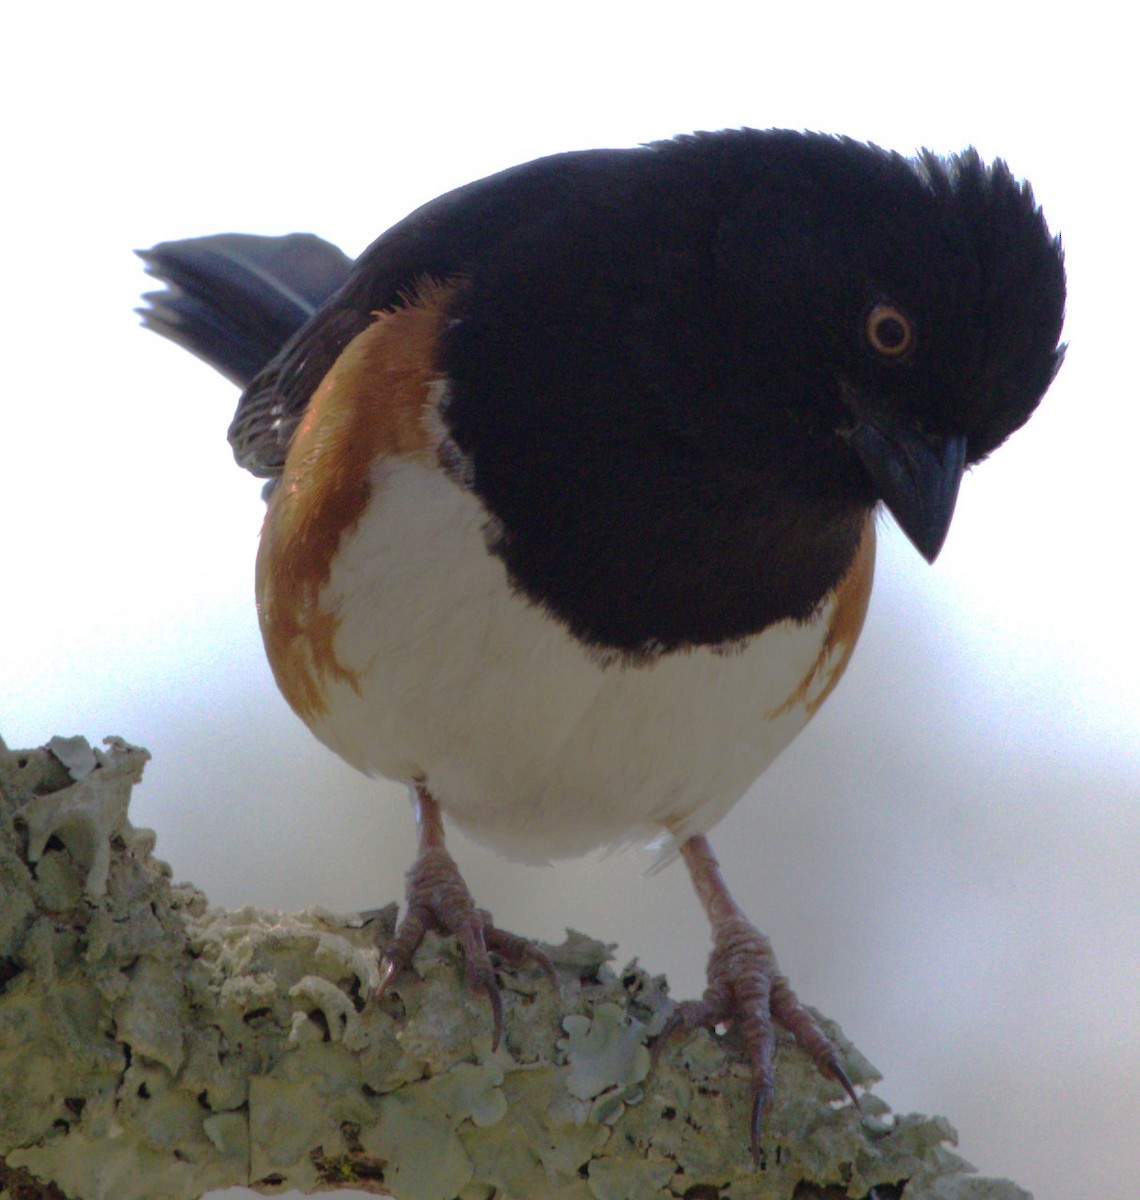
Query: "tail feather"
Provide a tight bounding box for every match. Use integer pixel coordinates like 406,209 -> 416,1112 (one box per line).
137,232 -> 353,388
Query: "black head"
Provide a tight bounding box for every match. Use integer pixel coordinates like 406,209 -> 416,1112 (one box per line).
702,129 -> 1067,558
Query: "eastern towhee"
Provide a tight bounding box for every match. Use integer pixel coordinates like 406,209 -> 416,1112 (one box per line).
139,128 -> 1066,1160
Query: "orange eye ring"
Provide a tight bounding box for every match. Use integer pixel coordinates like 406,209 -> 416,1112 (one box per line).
866,304 -> 915,358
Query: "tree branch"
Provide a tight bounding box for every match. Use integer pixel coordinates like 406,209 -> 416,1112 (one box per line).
0,735 -> 1029,1200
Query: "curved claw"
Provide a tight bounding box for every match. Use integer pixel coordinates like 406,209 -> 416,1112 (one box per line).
747,1049 -> 859,1163
828,1060 -> 861,1110
749,1082 -> 772,1168
374,955 -> 400,1000
482,974 -> 504,1051
374,906 -> 430,1001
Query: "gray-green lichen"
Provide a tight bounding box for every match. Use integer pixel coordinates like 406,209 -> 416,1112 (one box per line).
0,735 -> 1033,1200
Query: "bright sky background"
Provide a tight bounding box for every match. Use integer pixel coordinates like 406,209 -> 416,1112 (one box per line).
3,4 -> 1137,1199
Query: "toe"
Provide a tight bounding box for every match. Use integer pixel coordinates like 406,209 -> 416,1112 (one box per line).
484,920 -> 559,987
770,974 -> 854,1101
374,906 -> 429,999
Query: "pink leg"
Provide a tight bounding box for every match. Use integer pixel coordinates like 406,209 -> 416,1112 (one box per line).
375,784 -> 556,1048
662,835 -> 857,1163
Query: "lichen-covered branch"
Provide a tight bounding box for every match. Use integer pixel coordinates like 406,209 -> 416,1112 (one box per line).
0,736 -> 1028,1200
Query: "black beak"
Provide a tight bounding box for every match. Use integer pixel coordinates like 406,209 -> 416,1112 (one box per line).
843,419 -> 968,563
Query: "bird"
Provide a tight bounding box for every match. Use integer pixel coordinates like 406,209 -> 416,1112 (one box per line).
138,127 -> 1066,1161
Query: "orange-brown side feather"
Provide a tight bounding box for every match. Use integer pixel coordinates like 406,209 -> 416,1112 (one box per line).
769,517 -> 876,719
256,278 -> 459,722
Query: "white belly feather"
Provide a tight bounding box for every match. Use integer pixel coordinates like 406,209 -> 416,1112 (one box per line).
307,455 -> 857,863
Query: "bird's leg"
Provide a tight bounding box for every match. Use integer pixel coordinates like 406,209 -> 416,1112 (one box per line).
661,834 -> 858,1163
374,783 -> 555,1048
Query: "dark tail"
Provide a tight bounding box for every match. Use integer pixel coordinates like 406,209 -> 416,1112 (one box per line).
137,232 -> 353,389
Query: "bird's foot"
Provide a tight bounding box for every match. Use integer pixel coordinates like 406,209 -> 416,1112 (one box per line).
660,914 -> 858,1163
375,843 -> 556,1049
664,834 -> 859,1165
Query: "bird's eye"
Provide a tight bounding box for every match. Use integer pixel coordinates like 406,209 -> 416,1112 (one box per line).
865,304 -> 914,359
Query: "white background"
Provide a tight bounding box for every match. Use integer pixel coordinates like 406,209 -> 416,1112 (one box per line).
3,4 -> 1137,1199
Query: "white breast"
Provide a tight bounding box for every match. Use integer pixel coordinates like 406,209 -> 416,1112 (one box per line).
307,456 -> 860,863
